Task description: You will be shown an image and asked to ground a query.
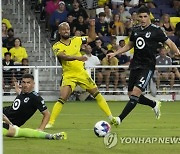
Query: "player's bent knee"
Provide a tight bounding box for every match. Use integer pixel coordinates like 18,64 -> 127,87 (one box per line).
132,87 -> 142,97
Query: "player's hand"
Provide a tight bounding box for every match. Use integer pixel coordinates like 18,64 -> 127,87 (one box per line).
76,56 -> 88,62
106,52 -> 116,59
174,51 -> 180,58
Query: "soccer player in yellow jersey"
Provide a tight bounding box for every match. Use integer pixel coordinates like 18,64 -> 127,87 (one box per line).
46,20 -> 118,128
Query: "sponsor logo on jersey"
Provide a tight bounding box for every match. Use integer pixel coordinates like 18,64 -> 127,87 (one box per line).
136,37 -> 145,49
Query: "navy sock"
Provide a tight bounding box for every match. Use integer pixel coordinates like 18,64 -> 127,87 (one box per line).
138,95 -> 156,108
119,95 -> 139,121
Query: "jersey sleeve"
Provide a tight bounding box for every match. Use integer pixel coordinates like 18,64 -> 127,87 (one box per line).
52,42 -> 61,56
129,29 -> 135,42
156,27 -> 168,43
34,95 -> 47,112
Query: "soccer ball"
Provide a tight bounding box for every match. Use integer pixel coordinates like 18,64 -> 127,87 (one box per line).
94,120 -> 111,137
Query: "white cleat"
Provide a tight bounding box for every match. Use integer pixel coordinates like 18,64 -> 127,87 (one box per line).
110,117 -> 121,127
153,100 -> 161,119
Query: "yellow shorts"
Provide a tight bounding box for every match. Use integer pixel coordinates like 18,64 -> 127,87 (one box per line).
61,70 -> 97,92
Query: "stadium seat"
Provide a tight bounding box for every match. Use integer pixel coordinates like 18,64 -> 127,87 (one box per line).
157,5 -> 171,10
101,36 -> 111,46
170,17 -> 180,27
161,8 -> 177,17
168,35 -> 178,43
149,8 -> 161,19
153,0 -> 171,6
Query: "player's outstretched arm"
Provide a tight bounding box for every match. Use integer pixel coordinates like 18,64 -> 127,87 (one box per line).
107,41 -> 134,59
87,19 -> 97,43
165,39 -> 180,56
57,52 -> 87,62
37,109 -> 50,131
13,77 -> 21,95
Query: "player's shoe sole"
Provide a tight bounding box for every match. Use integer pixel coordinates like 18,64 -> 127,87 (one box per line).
153,100 -> 161,119
110,117 -> 121,127
52,132 -> 67,140
45,123 -> 53,129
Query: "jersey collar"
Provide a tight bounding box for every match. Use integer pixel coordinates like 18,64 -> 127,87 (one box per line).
141,23 -> 151,30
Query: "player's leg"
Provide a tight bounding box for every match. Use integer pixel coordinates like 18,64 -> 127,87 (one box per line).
78,71 -> 114,120
3,122 -> 67,140
115,69 -> 139,124
115,69 -> 158,125
47,85 -> 72,127
14,127 -> 67,140
133,69 -> 161,119
81,72 -> 117,123
136,70 -> 157,108
88,87 -> 113,117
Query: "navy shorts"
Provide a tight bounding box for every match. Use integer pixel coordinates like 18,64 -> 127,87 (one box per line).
128,69 -> 154,92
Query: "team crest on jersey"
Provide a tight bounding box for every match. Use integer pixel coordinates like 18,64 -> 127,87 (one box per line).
145,32 -> 151,38
24,97 -> 30,103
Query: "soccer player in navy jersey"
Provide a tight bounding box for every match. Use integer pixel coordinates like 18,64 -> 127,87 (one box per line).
3,74 -> 50,131
107,6 -> 180,126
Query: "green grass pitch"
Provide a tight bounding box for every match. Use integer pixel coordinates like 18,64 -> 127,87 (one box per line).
3,101 -> 180,154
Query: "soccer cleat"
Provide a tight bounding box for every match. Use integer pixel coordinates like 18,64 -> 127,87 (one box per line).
45,123 -> 53,129
52,132 -> 67,140
153,100 -> 161,119
110,117 -> 121,127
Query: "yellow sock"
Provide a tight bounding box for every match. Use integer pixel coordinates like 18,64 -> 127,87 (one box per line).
95,93 -> 112,117
49,99 -> 64,125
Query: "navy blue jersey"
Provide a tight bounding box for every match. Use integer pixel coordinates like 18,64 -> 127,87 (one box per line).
3,91 -> 47,127
129,24 -> 168,70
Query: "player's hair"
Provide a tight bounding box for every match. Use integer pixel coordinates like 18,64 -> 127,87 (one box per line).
138,6 -> 150,15
22,74 -> 34,80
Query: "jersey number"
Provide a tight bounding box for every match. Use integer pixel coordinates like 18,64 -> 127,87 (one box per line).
138,77 -> 145,87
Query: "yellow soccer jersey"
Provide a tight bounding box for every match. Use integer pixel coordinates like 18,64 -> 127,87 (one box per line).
53,36 -> 88,77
